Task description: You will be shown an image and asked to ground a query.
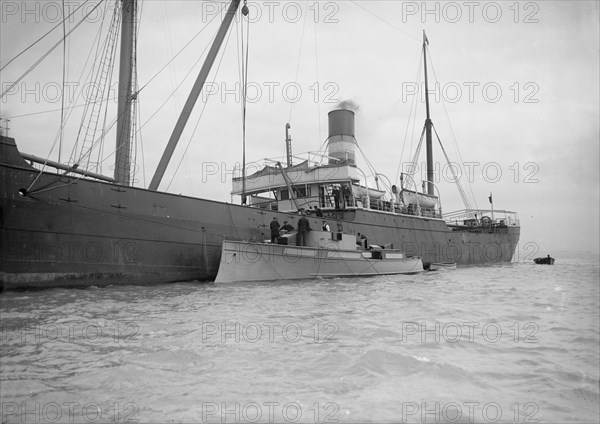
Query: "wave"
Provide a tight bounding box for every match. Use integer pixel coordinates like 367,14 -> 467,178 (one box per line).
341,349 -> 477,384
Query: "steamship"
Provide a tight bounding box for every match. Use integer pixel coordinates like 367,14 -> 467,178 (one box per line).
0,0 -> 520,290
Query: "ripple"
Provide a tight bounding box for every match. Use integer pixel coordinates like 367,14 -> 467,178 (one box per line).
1,257 -> 598,423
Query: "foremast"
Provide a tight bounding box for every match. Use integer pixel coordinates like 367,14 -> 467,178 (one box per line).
422,31 -> 434,196
115,0 -> 137,185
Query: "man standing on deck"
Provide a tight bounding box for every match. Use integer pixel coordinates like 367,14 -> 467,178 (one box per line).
270,217 -> 280,243
332,186 -> 340,209
342,184 -> 352,208
297,214 -> 311,246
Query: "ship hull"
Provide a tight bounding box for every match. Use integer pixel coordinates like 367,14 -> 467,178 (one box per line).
1,136 -> 520,290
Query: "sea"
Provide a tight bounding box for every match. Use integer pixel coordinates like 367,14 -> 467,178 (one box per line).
1,251 -> 599,424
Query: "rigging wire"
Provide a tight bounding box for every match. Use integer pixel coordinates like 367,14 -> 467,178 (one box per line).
135,6 -> 224,96
69,0 -> 113,165
313,11 -> 322,143
128,0 -> 141,184
349,1 -> 420,43
135,38 -> 214,139
59,0 -> 68,164
75,1 -> 121,167
165,10 -> 237,191
24,0 -> 112,193
354,141 -> 381,181
161,3 -> 182,112
95,20 -> 119,175
134,5 -> 226,135
25,113 -> 119,194
394,42 -> 480,213
137,100 -> 146,188
160,1 -> 189,191
4,1 -> 111,122
395,47 -> 423,184
24,1 -> 135,189
288,2 -> 308,125
406,126 -> 426,183
0,0 -> 99,72
134,43 -> 211,135
0,1 -> 105,99
433,125 -> 475,217
428,49 -> 479,210
69,0 -> 220,183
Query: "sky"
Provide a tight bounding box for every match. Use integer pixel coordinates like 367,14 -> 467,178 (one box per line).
1,0 -> 599,255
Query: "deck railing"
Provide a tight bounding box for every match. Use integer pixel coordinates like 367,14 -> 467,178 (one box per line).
444,209 -> 520,227
245,191 -> 444,219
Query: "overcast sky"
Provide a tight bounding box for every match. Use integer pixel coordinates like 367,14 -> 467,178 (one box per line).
1,0 -> 599,255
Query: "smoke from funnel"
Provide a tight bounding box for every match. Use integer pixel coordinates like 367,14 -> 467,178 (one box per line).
336,99 -> 360,112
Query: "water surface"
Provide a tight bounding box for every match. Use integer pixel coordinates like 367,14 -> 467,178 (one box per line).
1,253 -> 598,423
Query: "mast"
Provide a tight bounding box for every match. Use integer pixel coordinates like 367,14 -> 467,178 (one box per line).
422,30 -> 434,196
115,0 -> 137,186
149,0 -> 241,191
285,123 -> 292,167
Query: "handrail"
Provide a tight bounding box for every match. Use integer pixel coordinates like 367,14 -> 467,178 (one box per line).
444,208 -> 520,226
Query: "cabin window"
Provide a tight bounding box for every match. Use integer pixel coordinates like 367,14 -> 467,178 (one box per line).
280,185 -> 310,200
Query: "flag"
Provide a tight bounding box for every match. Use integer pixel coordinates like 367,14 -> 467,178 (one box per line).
488,193 -> 493,204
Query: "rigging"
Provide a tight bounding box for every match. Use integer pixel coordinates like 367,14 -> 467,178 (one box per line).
0,1 -> 105,99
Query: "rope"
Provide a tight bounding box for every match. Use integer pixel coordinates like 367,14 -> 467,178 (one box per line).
134,8 -> 222,137
288,2 -> 308,125
428,49 -> 479,210
75,1 -> 121,167
136,5 -> 224,95
408,126 -> 426,178
165,12 -> 236,191
313,13 -> 322,143
0,0 -> 98,72
349,1 -> 420,43
433,125 -> 476,218
59,0 -> 68,164
24,1 -> 116,196
396,48 -> 424,183
1,1 -> 105,98
3,2 -> 111,121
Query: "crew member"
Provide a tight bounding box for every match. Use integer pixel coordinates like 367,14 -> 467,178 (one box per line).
297,213 -> 311,246
356,232 -> 368,249
332,186 -> 340,209
281,220 -> 294,233
342,184 -> 352,208
270,217 -> 280,243
322,220 -> 330,231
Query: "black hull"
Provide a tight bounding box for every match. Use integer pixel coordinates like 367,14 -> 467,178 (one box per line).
533,257 -> 555,265
1,136 -> 520,290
